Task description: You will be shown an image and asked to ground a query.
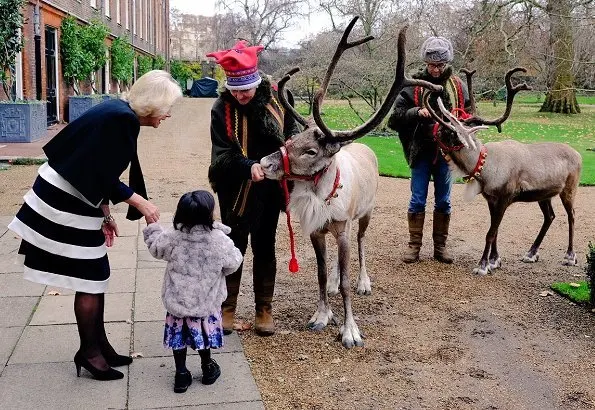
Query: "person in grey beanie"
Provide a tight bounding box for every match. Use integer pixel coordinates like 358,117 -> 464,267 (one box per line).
387,36 -> 472,264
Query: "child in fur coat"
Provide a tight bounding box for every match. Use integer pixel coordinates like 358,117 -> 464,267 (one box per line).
143,190 -> 243,393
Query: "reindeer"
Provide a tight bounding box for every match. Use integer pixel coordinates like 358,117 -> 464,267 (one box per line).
424,68 -> 582,275
260,17 -> 440,348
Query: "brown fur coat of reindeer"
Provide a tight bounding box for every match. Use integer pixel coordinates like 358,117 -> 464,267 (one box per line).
425,68 -> 582,275
260,17 -> 441,348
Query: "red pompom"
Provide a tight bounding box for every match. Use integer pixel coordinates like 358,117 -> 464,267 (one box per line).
289,258 -> 299,273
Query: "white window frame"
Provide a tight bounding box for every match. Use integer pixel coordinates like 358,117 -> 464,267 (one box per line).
139,0 -> 143,39
91,0 -> 97,9
14,29 -> 23,100
104,49 -> 110,94
105,0 -> 110,17
125,0 -> 129,29
116,0 -> 120,24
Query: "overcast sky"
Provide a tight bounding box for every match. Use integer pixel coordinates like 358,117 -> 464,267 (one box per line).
169,0 -> 334,47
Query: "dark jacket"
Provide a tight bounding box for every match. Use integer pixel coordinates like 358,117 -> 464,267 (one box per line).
43,99 -> 147,220
387,66 -> 471,167
208,76 -> 299,223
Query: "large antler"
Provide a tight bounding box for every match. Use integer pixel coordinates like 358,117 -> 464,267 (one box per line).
460,68 -> 477,114
312,17 -> 442,143
277,67 -> 309,127
464,67 -> 531,133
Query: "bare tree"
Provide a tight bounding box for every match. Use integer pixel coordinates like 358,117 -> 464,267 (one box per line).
219,0 -> 309,49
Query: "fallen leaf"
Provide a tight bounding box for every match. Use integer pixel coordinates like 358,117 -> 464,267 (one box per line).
569,282 -> 581,288
131,352 -> 144,358
539,290 -> 554,297
278,330 -> 291,335
47,291 -> 61,296
125,319 -> 133,324
331,358 -> 341,364
297,354 -> 309,361
277,377 -> 285,383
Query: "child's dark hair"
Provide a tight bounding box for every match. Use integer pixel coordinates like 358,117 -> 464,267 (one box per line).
173,190 -> 215,232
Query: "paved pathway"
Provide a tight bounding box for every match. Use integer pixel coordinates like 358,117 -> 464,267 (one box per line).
0,98 -> 265,409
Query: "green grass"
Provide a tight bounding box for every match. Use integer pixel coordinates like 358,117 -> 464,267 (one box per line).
550,281 -> 592,305
296,99 -> 595,185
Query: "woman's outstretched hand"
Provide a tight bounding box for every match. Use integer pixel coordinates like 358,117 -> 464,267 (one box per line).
251,163 -> 265,182
125,193 -> 160,224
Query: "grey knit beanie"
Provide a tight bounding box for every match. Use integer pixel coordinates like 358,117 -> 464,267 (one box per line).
420,36 -> 453,63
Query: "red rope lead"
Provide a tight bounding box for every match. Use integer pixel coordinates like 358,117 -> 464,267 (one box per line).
281,179 -> 299,273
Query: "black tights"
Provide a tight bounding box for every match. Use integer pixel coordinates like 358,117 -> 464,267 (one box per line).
172,348 -> 211,373
74,292 -> 118,370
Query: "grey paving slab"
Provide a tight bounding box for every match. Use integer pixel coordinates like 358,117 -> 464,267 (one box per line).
137,249 -> 167,269
10,322 -> 131,364
0,327 -> 22,370
0,232 -> 22,273
109,249 -> 139,269
133,321 -> 244,358
109,235 -> 139,252
133,291 -> 165,322
110,214 -> 140,237
30,293 -> 133,325
0,273 -> 45,296
136,267 -> 164,293
43,268 -> 136,296
0,362 -> 128,409
0,296 -> 38,328
148,403 -> 265,410
127,353 -> 262,409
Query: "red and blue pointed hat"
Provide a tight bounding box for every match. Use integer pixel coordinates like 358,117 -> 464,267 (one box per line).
206,41 -> 264,90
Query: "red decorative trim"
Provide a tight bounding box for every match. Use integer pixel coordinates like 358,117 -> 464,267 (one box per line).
324,168 -> 342,204
224,103 -> 233,141
463,146 -> 488,182
414,86 -> 421,107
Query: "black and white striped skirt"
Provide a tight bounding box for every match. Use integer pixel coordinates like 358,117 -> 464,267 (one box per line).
8,163 -> 110,294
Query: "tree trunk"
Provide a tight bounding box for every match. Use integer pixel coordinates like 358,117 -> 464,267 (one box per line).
539,0 -> 580,114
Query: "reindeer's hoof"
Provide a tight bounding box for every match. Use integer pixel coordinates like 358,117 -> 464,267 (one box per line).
489,257 -> 502,270
522,252 -> 539,263
562,254 -> 578,266
307,322 -> 326,331
472,266 -> 490,276
356,288 -> 372,296
339,324 -> 364,348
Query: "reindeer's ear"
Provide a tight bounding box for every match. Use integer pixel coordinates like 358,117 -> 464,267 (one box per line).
324,141 -> 341,156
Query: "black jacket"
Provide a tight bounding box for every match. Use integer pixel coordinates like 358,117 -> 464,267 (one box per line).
43,99 -> 147,220
208,77 -> 300,223
388,66 -> 471,167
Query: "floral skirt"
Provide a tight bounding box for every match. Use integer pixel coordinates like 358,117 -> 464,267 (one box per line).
163,311 -> 224,351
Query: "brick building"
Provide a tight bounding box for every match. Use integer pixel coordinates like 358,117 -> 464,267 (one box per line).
3,0 -> 170,124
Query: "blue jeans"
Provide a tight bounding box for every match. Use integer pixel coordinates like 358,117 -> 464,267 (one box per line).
408,151 -> 452,214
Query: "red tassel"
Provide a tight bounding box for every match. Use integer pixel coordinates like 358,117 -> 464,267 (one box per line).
289,258 -> 299,273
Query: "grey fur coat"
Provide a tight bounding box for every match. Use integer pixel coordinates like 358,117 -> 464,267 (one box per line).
143,221 -> 243,318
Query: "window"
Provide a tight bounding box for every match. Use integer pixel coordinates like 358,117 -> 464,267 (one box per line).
90,0 -> 97,8
105,0 -> 110,17
132,0 -> 136,34
116,0 -> 120,24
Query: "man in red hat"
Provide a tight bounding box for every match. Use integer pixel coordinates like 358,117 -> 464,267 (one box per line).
207,41 -> 300,336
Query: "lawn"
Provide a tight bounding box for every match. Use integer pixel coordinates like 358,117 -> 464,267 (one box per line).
296,98 -> 595,185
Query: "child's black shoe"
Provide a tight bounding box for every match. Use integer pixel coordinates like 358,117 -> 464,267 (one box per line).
201,359 -> 221,385
174,370 -> 192,393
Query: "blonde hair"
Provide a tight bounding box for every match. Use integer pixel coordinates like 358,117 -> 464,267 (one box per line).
122,70 -> 183,117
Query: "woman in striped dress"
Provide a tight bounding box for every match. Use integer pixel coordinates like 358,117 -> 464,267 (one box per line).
8,70 -> 182,381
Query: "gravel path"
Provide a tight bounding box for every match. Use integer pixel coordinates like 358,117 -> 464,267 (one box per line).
2,98 -> 594,409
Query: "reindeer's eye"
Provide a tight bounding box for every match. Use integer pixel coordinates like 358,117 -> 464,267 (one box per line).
304,149 -> 318,156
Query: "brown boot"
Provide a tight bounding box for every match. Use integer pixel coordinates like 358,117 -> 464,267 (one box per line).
403,212 -> 425,263
253,259 -> 276,336
222,269 -> 242,335
433,211 -> 454,264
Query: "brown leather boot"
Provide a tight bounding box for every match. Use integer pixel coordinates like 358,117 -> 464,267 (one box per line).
403,212 -> 425,263
222,269 -> 242,335
433,211 -> 454,264
253,259 -> 276,336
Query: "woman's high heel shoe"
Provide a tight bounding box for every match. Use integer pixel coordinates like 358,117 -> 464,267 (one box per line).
104,353 -> 133,367
74,352 -> 124,380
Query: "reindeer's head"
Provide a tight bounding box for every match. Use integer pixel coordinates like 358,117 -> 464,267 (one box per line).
424,67 -> 531,150
261,17 -> 442,181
